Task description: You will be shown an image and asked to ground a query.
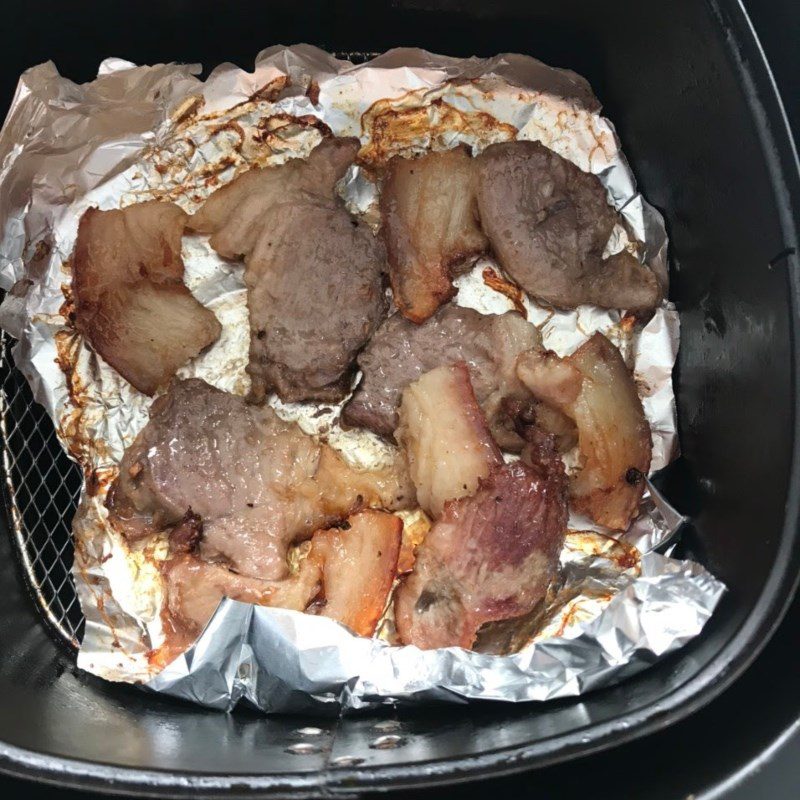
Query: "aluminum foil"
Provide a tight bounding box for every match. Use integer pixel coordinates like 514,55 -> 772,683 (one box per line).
0,46 -> 725,713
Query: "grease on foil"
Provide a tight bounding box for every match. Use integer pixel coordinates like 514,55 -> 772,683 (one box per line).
0,45 -> 724,713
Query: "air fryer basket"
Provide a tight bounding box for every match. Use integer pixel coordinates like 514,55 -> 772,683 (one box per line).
1,0 -> 799,796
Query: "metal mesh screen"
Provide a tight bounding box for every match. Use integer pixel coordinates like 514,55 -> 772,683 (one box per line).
0,50 -> 379,652
0,333 -> 83,647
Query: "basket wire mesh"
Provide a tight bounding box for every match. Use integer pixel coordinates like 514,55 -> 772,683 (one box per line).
0,332 -> 83,647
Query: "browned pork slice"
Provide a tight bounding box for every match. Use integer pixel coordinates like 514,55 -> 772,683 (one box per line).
107,379 -> 413,580
394,447 -> 568,651
342,305 -> 539,448
73,202 -> 221,395
189,137 -> 360,258
396,363 -> 502,518
162,552 -> 320,644
516,332 -> 651,530
190,136 -> 387,402
475,140 -> 660,312
381,146 -> 488,322
162,509 -> 401,647
305,509 -> 402,635
244,200 -> 386,402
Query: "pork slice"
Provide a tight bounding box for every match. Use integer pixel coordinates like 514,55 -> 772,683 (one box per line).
342,305 -> 540,447
245,200 -> 386,403
107,379 -> 413,580
306,509 -> 402,636
517,332 -> 651,529
381,146 -> 488,322
162,552 -> 321,646
73,202 -> 221,395
394,449 -> 568,651
189,137 -> 360,258
475,140 -> 660,312
189,136 -> 386,403
397,363 -> 502,518
162,509 -> 401,648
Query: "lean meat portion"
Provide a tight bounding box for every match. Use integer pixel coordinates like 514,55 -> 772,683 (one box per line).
107,379 -> 413,580
394,451 -> 567,651
475,140 -> 660,311
190,137 -> 386,402
343,305 -> 539,450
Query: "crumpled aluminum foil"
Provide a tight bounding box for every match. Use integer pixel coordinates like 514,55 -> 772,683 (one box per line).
0,45 -> 725,714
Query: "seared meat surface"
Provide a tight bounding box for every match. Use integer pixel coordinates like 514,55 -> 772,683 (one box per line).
381,146 -> 487,322
397,363 -> 502,518
342,306 -> 539,448
475,140 -> 660,311
517,332 -> 651,530
190,137 -> 386,402
245,200 -> 387,402
73,202 -> 221,395
107,379 -> 413,580
394,445 -> 568,651
162,509 -> 401,647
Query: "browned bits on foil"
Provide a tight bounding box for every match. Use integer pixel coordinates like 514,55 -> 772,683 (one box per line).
143,106 -> 333,206
32,238 -> 52,263
481,266 -> 528,318
359,94 -> 517,167
306,80 -> 321,106
53,327 -> 114,496
171,95 -> 205,126
249,75 -> 290,103
59,281 -> 76,325
554,106 -> 612,170
54,328 -> 88,409
551,592 -> 615,638
566,529 -> 641,574
253,112 -> 332,146
209,120 -> 247,149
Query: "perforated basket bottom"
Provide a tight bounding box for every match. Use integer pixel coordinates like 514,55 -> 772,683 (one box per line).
0,51 -> 380,652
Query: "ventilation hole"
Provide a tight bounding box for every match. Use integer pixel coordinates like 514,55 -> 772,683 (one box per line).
331,755 -> 365,767
369,734 -> 407,750
285,742 -> 321,755
295,726 -> 325,737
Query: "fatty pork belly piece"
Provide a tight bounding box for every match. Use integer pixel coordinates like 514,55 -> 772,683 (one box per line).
381,146 -> 488,322
517,332 -> 651,530
245,200 -> 387,402
190,136 -> 386,402
163,509 -> 401,643
107,379 -> 412,580
396,362 -> 502,518
305,509 -> 402,636
189,137 -> 360,258
475,140 -> 660,312
73,202 -> 221,395
342,305 -> 539,447
394,446 -> 568,651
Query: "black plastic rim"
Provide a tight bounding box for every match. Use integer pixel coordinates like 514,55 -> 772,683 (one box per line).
0,1 -> 799,796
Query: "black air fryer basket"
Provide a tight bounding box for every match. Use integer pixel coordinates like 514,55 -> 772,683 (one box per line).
1,1 -> 799,796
